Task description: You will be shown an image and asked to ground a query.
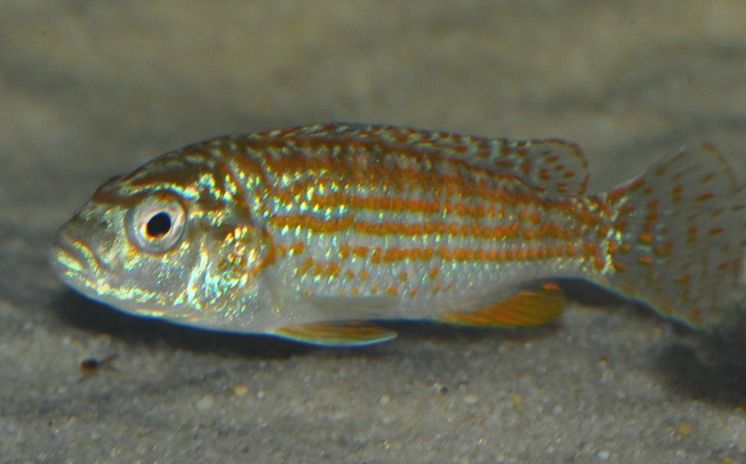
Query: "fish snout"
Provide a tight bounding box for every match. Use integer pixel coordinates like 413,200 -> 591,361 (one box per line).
50,227 -> 105,286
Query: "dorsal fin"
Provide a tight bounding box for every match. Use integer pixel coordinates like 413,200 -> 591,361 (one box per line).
491,138 -> 589,196
263,123 -> 590,196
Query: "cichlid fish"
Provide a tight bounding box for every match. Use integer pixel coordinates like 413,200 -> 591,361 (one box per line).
51,123 -> 745,346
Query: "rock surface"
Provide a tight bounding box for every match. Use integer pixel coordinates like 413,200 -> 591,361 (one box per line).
1,1 -> 745,462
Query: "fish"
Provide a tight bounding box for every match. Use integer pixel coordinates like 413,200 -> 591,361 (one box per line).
51,123 -> 746,347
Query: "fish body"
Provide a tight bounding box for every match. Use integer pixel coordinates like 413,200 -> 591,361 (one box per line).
52,123 -> 745,346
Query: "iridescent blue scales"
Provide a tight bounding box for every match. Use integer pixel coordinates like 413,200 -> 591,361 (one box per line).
51,123 -> 745,346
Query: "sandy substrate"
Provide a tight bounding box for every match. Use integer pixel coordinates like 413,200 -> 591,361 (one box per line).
1,1 -> 746,462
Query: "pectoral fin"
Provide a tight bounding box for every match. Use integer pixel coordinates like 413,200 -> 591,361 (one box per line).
271,322 -> 397,347
439,283 -> 565,327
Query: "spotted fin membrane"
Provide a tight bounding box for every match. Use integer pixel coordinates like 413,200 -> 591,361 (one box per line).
598,144 -> 745,328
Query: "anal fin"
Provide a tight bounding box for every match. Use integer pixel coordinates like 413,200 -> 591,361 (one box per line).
271,322 -> 397,347
439,283 -> 565,328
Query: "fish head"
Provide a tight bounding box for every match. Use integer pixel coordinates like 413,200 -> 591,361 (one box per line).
51,149 -> 272,329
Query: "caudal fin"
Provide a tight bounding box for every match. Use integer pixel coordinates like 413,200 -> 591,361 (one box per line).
598,144 -> 745,328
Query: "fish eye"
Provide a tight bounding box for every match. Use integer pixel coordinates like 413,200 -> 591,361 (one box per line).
146,212 -> 172,238
127,194 -> 186,253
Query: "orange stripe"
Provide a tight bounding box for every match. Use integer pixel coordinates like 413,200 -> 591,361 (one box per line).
158,132 -> 599,238
200,135 -> 605,248
225,149 -> 269,187
280,172 -> 556,210
320,243 -> 591,265
268,214 -> 578,241
290,241 -> 306,255
257,148 -> 600,228
638,255 -> 653,266
290,192 -> 492,218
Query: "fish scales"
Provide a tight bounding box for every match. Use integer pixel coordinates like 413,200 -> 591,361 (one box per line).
205,125 -> 596,319
52,123 -> 745,346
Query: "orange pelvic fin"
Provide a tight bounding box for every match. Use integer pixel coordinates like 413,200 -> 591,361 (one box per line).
271,321 -> 397,347
439,283 -> 565,328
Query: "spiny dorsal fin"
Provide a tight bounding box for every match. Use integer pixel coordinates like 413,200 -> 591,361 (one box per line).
438,283 -> 565,328
271,322 -> 397,347
262,123 -> 590,196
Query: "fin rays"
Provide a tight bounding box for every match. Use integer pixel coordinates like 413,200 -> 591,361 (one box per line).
602,144 -> 744,327
439,284 -> 565,328
267,123 -> 590,196
271,322 -> 397,347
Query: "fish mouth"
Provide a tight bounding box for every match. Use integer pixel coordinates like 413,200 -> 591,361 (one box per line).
50,227 -> 198,322
50,233 -> 107,293
50,233 -> 188,319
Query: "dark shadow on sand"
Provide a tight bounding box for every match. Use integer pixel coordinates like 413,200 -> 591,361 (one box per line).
50,277 -> 695,360
50,287 -> 563,359
51,279 -> 724,366
51,289 -> 313,359
560,280 -> 746,404
652,342 -> 746,406
558,278 -> 697,334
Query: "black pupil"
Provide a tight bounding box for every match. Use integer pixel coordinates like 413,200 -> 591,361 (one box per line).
146,212 -> 172,238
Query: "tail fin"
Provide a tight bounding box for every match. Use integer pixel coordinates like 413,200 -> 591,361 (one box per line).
597,144 -> 745,328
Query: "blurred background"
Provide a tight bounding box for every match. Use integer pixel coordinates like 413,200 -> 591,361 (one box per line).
1,1 -> 745,462
3,0 -> 744,230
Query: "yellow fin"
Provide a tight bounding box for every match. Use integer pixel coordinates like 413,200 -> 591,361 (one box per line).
271,322 -> 397,347
439,283 -> 565,327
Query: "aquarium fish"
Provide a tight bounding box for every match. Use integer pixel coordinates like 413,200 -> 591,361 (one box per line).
51,123 -> 745,346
